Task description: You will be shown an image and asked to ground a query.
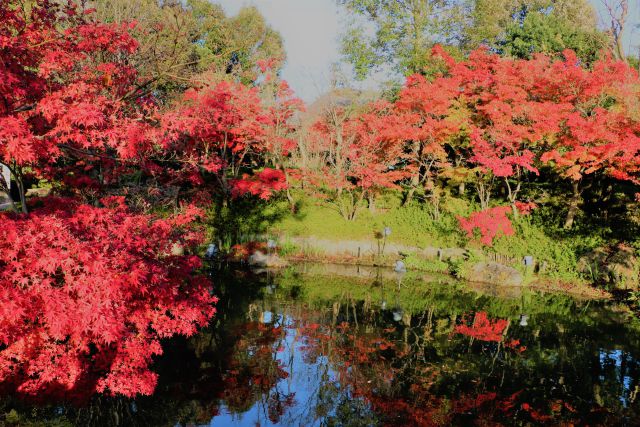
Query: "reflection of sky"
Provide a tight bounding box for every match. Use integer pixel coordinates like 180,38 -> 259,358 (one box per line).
208,311 -> 369,426
202,313 -> 640,425
599,349 -> 633,408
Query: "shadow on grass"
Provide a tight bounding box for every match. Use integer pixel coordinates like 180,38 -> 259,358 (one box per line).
208,194 -> 306,250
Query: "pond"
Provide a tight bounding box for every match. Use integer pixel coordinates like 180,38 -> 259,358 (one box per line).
3,263 -> 640,426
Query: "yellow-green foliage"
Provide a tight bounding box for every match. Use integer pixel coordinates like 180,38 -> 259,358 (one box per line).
273,268 -> 611,321
404,254 -> 450,273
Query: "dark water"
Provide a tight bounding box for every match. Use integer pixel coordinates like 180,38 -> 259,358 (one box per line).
4,263 -> 640,426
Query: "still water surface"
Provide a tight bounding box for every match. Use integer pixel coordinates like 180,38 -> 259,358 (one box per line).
4,263 -> 640,426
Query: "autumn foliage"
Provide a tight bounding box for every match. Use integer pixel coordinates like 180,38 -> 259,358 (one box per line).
0,1 -> 153,203
0,197 -> 216,398
2,0 -> 640,404
457,206 -> 515,246
457,202 -> 536,246
454,312 -> 509,342
303,44 -> 640,239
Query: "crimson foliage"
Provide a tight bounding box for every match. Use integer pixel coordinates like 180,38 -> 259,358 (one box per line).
0,197 -> 217,398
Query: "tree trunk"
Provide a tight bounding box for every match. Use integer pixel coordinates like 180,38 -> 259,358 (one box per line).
458,182 -> 465,196
277,164 -> 297,213
505,179 -> 521,218
403,172 -> 419,206
14,167 -> 28,214
564,180 -> 581,230
403,140 -> 421,206
285,188 -> 296,213
477,179 -> 491,210
368,193 -> 376,213
431,191 -> 441,221
426,179 -> 441,221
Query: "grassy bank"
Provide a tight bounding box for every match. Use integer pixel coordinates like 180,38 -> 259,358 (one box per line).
251,191 -> 613,287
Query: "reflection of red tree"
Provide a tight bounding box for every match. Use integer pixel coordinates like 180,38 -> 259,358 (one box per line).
228,241 -> 268,262
455,312 -> 526,352
219,321 -> 294,422
298,321 -> 448,426
454,311 -> 508,342
268,391 -> 296,424
296,318 -> 543,426
0,198 -> 217,399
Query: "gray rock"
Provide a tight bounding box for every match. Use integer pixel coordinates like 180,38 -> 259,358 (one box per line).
578,244 -> 638,290
468,262 -> 523,286
248,250 -> 289,268
205,243 -> 218,259
170,243 -> 184,256
394,260 -> 407,273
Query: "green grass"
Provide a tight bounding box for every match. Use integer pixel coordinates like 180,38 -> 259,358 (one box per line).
270,192 -> 465,248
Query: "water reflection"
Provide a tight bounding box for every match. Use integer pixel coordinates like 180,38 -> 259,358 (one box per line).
2,264 -> 640,426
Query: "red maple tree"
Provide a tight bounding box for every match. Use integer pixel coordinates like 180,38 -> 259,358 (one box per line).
0,2 -> 220,400
458,202 -> 536,246
307,101 -> 408,219
158,80 -> 289,202
0,1 -> 154,211
0,197 -> 217,398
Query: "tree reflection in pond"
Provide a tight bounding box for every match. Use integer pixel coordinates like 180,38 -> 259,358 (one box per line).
2,265 -> 640,426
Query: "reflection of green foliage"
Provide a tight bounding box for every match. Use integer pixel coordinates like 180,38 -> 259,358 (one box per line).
273,267 -> 640,425
273,267 -> 612,322
0,405 -> 73,426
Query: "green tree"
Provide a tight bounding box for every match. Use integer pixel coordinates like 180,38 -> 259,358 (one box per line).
91,0 -> 202,98
465,0 -> 602,54
338,0 -> 463,79
90,0 -> 285,94
191,2 -> 286,84
499,11 -> 607,63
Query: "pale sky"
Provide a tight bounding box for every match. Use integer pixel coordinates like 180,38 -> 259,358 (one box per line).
215,0 -> 639,103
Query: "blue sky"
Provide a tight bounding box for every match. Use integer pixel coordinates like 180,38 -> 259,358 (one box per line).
216,0 -> 639,103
